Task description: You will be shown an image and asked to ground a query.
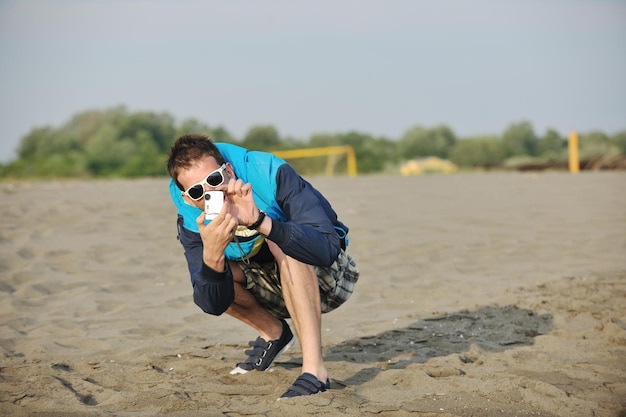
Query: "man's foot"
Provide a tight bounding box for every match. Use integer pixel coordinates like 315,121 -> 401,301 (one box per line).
279,372 -> 331,399
230,319 -> 294,375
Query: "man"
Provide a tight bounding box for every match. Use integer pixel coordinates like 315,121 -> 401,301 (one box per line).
166,134 -> 359,398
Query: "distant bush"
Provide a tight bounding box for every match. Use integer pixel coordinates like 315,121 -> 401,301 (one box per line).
1,106 -> 624,179
450,136 -> 506,168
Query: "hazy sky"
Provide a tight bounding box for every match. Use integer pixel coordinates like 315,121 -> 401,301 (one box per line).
1,0 -> 625,162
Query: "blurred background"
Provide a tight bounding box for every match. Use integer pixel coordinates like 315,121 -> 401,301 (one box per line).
1,0 -> 625,177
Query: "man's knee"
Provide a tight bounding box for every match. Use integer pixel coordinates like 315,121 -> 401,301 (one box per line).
267,241 -> 316,281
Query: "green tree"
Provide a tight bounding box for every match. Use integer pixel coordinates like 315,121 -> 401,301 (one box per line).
174,119 -> 235,145
450,136 -> 506,168
338,131 -> 393,174
120,130 -> 164,177
242,125 -> 281,151
538,129 -> 566,157
59,106 -> 129,152
502,121 -> 539,157
118,110 -> 175,152
579,131 -> 615,158
398,124 -> 457,159
309,131 -> 393,174
610,131 -> 626,155
84,123 -> 144,176
18,126 -> 55,159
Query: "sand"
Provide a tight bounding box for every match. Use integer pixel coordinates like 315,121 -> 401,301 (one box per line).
0,171 -> 625,417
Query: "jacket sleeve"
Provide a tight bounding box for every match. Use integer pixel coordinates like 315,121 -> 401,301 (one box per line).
266,164 -> 343,267
177,215 -> 234,316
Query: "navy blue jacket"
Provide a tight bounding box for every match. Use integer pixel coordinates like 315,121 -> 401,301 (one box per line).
173,147 -> 348,316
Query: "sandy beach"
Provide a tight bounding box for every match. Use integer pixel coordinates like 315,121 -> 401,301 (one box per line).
1,171 -> 625,417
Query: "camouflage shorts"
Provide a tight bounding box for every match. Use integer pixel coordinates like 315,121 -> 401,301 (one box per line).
237,250 -> 359,319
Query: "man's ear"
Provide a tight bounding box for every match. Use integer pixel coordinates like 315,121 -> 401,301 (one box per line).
225,162 -> 235,178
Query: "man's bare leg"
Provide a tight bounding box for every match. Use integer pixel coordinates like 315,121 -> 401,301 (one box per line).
224,261 -> 283,342
267,241 -> 328,383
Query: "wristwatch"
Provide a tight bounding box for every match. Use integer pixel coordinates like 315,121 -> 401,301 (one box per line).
247,210 -> 266,230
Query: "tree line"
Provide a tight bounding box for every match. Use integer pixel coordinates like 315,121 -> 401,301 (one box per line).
1,105 -> 625,178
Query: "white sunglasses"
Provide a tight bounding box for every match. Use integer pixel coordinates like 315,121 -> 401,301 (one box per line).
183,164 -> 227,201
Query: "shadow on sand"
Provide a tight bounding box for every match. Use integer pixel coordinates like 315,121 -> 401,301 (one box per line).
319,305 -> 552,386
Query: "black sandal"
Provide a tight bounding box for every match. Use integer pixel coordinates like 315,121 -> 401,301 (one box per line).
230,319 -> 294,375
279,372 -> 331,399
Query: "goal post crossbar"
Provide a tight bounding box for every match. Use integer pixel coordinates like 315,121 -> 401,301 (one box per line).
271,146 -> 357,177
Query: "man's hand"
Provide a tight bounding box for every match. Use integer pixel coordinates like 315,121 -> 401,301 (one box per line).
196,199 -> 237,272
225,178 -> 260,227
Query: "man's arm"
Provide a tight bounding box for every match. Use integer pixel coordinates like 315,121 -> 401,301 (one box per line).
177,216 -> 234,315
264,164 -> 343,267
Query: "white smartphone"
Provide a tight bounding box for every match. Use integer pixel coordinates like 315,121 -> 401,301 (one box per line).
204,191 -> 224,221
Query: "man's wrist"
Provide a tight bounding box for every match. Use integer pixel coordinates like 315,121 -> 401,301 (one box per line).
247,210 -> 266,230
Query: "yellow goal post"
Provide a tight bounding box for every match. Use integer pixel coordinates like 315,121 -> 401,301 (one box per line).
271,146 -> 358,177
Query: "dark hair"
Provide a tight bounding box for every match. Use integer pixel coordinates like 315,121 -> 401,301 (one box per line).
167,134 -> 225,190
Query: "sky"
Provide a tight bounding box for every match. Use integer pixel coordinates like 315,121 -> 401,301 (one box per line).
0,0 -> 625,163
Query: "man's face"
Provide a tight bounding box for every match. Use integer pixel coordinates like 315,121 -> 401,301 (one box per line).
178,156 -> 232,209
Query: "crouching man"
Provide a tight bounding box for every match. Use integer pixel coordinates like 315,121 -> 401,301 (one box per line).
166,134 -> 359,398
